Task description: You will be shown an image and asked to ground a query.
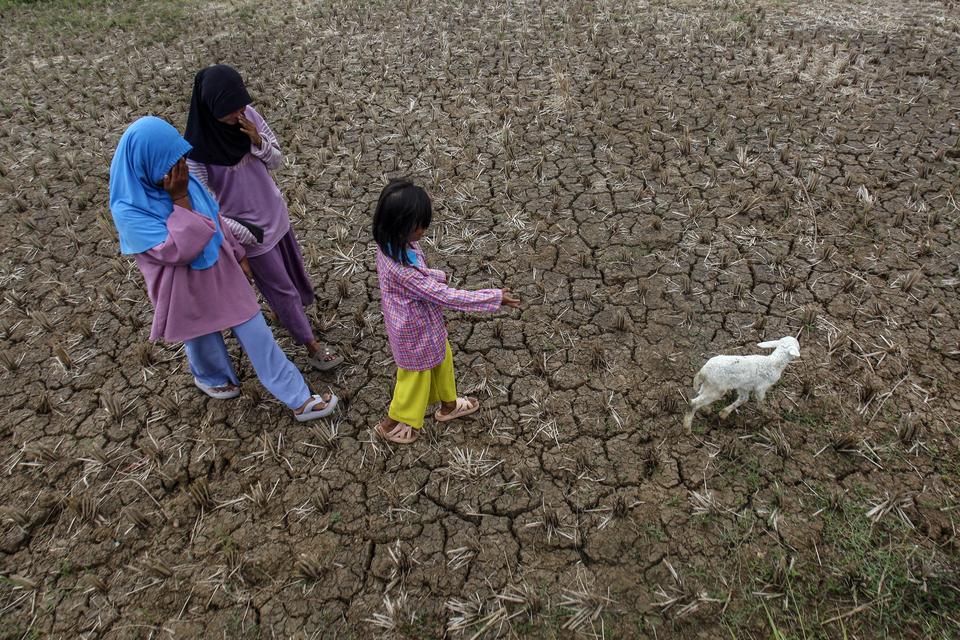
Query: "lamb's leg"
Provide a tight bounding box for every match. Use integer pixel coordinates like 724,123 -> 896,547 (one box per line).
755,385 -> 770,404
719,389 -> 750,420
684,390 -> 722,432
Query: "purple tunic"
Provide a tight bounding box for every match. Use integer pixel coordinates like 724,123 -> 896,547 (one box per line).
186,106 -> 289,258
134,205 -> 261,342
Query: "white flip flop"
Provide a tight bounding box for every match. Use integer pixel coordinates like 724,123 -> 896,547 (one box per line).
295,394 -> 339,422
194,378 -> 241,400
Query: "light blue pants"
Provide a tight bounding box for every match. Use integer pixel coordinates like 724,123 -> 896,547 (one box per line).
184,312 -> 310,409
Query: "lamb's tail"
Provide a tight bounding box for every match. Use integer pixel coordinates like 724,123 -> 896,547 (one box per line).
692,370 -> 703,394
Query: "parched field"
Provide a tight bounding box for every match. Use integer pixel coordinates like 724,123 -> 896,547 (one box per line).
1,0 -> 959,637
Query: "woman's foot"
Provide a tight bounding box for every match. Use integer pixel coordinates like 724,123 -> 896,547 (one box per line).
294,392 -> 338,422
194,378 -> 241,400
435,397 -> 480,422
307,341 -> 343,372
374,418 -> 419,444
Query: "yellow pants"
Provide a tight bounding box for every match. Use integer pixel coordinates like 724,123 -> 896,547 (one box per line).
389,342 -> 457,429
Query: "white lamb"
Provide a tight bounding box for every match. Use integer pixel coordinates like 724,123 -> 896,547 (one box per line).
683,336 -> 801,432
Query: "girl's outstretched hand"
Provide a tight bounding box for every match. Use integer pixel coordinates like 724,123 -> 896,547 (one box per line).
501,289 -> 521,308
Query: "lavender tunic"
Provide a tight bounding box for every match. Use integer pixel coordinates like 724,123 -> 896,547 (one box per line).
186,105 -> 317,346
186,106 -> 289,258
135,205 -> 260,342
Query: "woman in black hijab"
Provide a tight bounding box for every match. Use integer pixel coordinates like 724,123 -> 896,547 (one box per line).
184,65 -> 342,372
184,64 -> 253,166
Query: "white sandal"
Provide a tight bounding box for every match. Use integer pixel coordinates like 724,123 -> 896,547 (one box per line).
294,393 -> 339,422
194,378 -> 241,400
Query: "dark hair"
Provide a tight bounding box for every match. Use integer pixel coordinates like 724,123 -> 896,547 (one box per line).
372,179 -> 432,265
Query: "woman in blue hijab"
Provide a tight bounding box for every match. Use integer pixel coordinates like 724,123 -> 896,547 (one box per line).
109,116 -> 337,421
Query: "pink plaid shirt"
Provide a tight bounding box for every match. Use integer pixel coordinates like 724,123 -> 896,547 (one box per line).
375,242 -> 502,371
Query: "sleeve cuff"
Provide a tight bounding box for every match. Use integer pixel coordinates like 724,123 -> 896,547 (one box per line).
250,137 -> 273,159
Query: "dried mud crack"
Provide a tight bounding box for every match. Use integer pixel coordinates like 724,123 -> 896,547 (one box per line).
1,0 -> 959,638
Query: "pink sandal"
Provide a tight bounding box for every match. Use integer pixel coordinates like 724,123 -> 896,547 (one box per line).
434,397 -> 480,422
374,421 -> 419,444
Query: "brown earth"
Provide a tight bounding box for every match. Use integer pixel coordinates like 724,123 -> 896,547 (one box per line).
1,0 -> 959,638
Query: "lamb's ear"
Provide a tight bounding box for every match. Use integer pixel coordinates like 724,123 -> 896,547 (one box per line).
788,346 -> 801,357
757,340 -> 781,349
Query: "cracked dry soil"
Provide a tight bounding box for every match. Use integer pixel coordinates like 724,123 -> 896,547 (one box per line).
1,0 -> 959,638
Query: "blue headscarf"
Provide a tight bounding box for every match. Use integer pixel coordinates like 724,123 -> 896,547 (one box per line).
109,116 -> 223,269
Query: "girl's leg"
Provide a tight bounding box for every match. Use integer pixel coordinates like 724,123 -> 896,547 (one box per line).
434,343 -> 479,420
184,332 -> 238,388
249,237 -> 339,368
231,312 -> 311,410
388,367 -> 432,430
278,231 -> 316,307
430,342 -> 458,406
247,240 -> 316,346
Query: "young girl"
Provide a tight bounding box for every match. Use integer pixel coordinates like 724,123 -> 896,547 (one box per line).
109,116 -> 337,422
373,179 -> 520,444
183,64 -> 341,372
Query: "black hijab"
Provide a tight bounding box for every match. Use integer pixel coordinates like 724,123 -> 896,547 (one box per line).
184,65 -> 253,166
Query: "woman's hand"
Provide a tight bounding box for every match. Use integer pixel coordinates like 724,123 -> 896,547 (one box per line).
162,158 -> 190,203
239,256 -> 254,283
238,112 -> 263,148
501,289 -> 521,308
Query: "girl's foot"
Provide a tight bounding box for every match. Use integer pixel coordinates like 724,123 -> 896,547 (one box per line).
294,393 -> 338,422
194,378 -> 241,400
374,418 -> 419,444
435,397 -> 480,423
307,341 -> 343,372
